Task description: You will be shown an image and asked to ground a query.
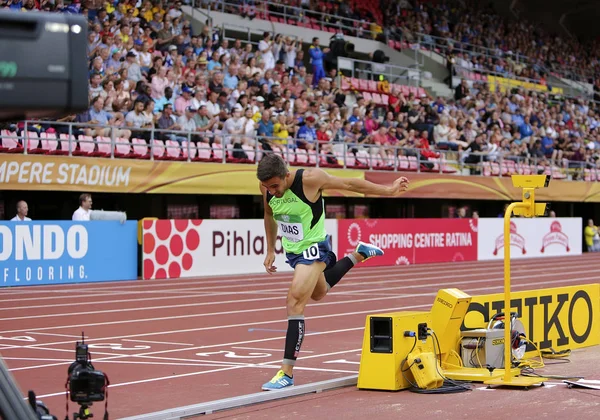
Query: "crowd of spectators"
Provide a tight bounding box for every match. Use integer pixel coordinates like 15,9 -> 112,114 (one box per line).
381,0 -> 600,86
1,0 -> 600,179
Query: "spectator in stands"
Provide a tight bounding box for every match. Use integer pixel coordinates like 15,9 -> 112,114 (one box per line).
258,32 -> 275,71
309,37 -> 327,89
88,96 -> 131,139
584,219 -> 600,252
11,200 -> 31,221
157,103 -> 186,144
73,194 -> 93,221
125,99 -> 153,141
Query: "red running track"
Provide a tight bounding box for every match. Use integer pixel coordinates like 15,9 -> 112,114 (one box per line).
1,254 -> 599,419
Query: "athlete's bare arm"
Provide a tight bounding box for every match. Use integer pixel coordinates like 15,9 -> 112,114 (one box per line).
303,168 -> 409,197
260,183 -> 279,274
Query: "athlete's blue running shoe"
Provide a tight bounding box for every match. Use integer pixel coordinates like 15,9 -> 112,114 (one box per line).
262,370 -> 294,391
356,241 -> 384,261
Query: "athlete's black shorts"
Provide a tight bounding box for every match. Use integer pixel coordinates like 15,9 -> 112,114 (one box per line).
285,234 -> 337,270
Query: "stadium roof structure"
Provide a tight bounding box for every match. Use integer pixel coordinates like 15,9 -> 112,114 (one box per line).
517,0 -> 600,40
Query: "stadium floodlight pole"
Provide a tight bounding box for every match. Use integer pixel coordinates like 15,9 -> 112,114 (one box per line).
485,174 -> 550,389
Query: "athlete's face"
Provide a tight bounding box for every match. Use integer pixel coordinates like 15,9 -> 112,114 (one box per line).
262,175 -> 288,198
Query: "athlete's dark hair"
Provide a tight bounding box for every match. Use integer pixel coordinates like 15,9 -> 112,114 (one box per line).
256,153 -> 288,182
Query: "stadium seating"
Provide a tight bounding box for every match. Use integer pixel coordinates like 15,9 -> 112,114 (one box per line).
0,0 -> 597,182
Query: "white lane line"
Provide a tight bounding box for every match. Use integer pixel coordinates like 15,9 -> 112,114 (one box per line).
121,339 -> 194,346
30,347 -> 364,399
1,255 -> 591,301
0,263 -> 597,328
232,346 -> 314,354
25,332 -> 88,339
0,273 -> 594,354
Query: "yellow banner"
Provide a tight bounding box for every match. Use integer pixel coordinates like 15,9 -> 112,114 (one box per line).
463,284 -> 600,351
0,154 -> 363,196
3,154 -> 600,201
487,75 -> 564,95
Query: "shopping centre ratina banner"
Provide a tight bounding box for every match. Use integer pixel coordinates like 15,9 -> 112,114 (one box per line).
2,154 -> 600,202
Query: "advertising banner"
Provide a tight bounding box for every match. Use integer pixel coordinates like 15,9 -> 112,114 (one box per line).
0,221 -> 138,287
142,219 -> 339,279
0,155 -> 361,197
477,218 -> 582,261
3,154 -> 600,202
464,284 -> 600,351
336,218 -> 478,266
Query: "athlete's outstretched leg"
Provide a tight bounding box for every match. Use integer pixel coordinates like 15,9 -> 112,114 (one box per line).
262,262 -> 325,391
312,241 -> 384,301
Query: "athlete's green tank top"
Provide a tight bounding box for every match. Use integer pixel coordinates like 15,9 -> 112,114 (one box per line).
267,169 -> 327,254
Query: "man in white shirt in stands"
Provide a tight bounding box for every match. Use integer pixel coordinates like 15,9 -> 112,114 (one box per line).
73,193 -> 93,221
11,200 -> 32,221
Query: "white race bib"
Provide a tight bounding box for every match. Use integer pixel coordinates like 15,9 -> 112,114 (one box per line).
302,243 -> 320,260
277,221 -> 304,242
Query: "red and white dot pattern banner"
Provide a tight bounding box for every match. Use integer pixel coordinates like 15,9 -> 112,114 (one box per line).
143,219 -> 202,280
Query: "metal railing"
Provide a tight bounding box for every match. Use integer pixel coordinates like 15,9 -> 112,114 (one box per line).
1,121 -> 598,182
204,0 -> 381,40
337,57 -> 421,88
220,22 -> 300,48
452,65 -> 586,99
412,32 -> 594,96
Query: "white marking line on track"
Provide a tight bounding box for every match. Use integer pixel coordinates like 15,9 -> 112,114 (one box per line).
121,339 -> 194,346
232,346 -> 314,354
1,255 -> 592,303
30,347 -> 365,399
2,259 -> 598,324
0,274 -> 594,357
2,267 -> 597,343
25,332 -> 88,339
6,311 -> 414,372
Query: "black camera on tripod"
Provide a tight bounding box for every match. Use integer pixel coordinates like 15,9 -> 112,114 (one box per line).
65,333 -> 110,420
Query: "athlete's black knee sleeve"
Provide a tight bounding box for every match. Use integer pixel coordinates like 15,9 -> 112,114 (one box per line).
283,315 -> 305,366
324,256 -> 355,290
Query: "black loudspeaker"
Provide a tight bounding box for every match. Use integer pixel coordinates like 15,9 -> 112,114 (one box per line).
0,10 -> 89,122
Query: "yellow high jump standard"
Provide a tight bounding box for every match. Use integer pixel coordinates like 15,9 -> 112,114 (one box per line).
484,174 -> 550,389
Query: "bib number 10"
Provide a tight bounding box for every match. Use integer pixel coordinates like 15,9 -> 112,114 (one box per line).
302,244 -> 320,260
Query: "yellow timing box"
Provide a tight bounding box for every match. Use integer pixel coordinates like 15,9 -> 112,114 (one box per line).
357,289 -> 472,391
358,311 -> 433,391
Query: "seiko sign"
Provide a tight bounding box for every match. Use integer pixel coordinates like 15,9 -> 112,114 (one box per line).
463,285 -> 600,351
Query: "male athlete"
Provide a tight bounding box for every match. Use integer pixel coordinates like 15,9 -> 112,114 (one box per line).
257,154 -> 409,390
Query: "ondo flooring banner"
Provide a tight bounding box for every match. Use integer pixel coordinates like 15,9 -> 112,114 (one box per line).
477,218 -> 582,261
0,221 -> 138,287
337,218 -> 478,266
142,219 -> 338,279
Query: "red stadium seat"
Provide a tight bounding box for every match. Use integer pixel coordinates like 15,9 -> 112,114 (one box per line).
151,139 -> 168,160
131,138 -> 149,159
95,136 -> 113,157
114,137 -> 132,158
0,130 -> 22,153
24,131 -> 45,154
73,135 -> 95,156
